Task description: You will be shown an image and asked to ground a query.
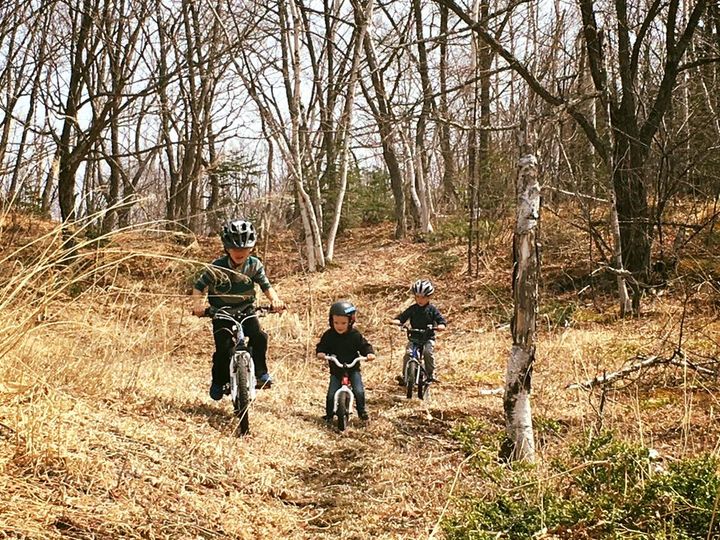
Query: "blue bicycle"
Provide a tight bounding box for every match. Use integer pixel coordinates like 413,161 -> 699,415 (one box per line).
402,326 -> 434,400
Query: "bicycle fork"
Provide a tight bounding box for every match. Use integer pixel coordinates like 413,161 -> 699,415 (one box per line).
405,344 -> 424,383
333,378 -> 355,415
230,350 -> 257,402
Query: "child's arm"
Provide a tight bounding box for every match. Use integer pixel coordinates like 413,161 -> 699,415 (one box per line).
191,287 -> 206,317
262,286 -> 286,312
433,306 -> 448,330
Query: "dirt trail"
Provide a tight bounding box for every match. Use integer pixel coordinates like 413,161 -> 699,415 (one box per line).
164,234 -> 502,538
1,229 -> 505,539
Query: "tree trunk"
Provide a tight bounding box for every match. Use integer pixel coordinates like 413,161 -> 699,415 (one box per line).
501,148 -> 539,463
360,30 -> 406,239
324,0 -> 374,263
609,188 -> 633,316
437,5 -> 459,207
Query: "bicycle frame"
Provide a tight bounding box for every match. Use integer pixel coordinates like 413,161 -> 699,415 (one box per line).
205,305 -> 272,435
406,342 -> 425,386
212,308 -> 264,402
402,326 -> 434,400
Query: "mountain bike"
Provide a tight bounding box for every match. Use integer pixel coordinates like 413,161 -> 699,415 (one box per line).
402,326 -> 435,400
204,305 -> 271,436
326,354 -> 366,431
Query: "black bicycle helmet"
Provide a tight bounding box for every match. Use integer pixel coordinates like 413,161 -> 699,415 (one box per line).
411,279 -> 435,296
328,300 -> 357,327
220,219 -> 257,249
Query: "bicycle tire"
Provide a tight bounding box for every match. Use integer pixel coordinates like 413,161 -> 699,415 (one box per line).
337,393 -> 351,431
232,352 -> 251,435
418,370 -> 428,400
405,362 -> 417,399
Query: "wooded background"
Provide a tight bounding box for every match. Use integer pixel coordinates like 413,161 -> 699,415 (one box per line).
1,0 -> 718,284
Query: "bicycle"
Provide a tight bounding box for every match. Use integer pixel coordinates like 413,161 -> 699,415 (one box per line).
204,305 -> 272,436
325,354 -> 366,431
401,325 -> 435,400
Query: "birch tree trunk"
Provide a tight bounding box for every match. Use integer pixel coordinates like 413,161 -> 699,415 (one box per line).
501,149 -> 539,463
324,0 -> 374,263
609,188 -> 633,316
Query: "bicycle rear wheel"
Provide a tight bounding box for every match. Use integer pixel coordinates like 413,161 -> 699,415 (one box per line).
405,362 -> 417,399
336,393 -> 351,431
232,352 -> 251,435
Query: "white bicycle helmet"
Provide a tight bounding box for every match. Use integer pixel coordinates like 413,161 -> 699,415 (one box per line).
220,219 -> 257,249
411,279 -> 435,296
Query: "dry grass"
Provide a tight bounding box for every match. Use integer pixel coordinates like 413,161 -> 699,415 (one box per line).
1,208 -> 719,539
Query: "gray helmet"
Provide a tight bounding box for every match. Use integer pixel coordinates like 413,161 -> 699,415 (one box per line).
220,219 -> 257,249
411,279 -> 435,296
329,300 -> 357,327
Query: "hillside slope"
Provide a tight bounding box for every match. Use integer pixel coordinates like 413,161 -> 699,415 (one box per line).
1,215 -> 719,539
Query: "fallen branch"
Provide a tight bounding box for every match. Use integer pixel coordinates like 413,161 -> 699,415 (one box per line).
668,358 -> 718,377
566,352 -> 720,390
566,355 -> 664,390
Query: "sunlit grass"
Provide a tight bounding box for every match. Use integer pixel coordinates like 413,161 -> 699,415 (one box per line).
1,202 -> 719,538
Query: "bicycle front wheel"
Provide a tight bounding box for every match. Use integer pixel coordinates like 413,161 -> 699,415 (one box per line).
418,370 -> 429,400
336,392 -> 351,431
405,362 -> 417,399
232,352 -> 251,435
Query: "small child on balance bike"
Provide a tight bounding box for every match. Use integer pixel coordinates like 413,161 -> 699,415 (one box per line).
316,301 -> 375,424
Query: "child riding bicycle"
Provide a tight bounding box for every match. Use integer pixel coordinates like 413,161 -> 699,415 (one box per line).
389,279 -> 447,385
316,301 -> 375,423
192,219 -> 285,400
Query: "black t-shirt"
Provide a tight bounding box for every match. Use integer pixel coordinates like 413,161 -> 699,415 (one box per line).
396,303 -> 447,339
316,327 -> 375,376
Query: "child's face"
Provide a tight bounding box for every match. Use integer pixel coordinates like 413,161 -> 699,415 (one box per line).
227,247 -> 252,266
414,293 -> 430,306
331,315 -> 351,334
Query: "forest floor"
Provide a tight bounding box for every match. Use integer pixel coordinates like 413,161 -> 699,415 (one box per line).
1,208 -> 719,539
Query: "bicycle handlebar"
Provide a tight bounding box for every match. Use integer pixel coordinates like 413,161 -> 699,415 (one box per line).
203,305 -> 275,322
396,324 -> 435,343
325,354 -> 366,369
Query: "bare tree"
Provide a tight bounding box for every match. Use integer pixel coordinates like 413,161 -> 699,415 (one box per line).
437,0 -> 708,312
502,133 -> 539,463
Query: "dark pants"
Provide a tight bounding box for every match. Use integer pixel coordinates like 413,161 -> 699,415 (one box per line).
326,371 -> 366,418
211,315 -> 269,385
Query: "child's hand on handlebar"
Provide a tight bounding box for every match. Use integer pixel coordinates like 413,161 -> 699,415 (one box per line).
192,305 -> 206,317
271,300 -> 286,313
366,353 -> 376,361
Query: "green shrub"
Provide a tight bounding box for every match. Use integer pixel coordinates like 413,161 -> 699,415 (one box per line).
340,168 -> 395,229
444,429 -> 720,539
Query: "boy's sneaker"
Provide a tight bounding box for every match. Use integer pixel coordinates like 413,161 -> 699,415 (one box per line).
395,375 -> 406,386
209,381 -> 225,401
322,414 -> 333,424
358,410 -> 369,421
256,373 -> 273,389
